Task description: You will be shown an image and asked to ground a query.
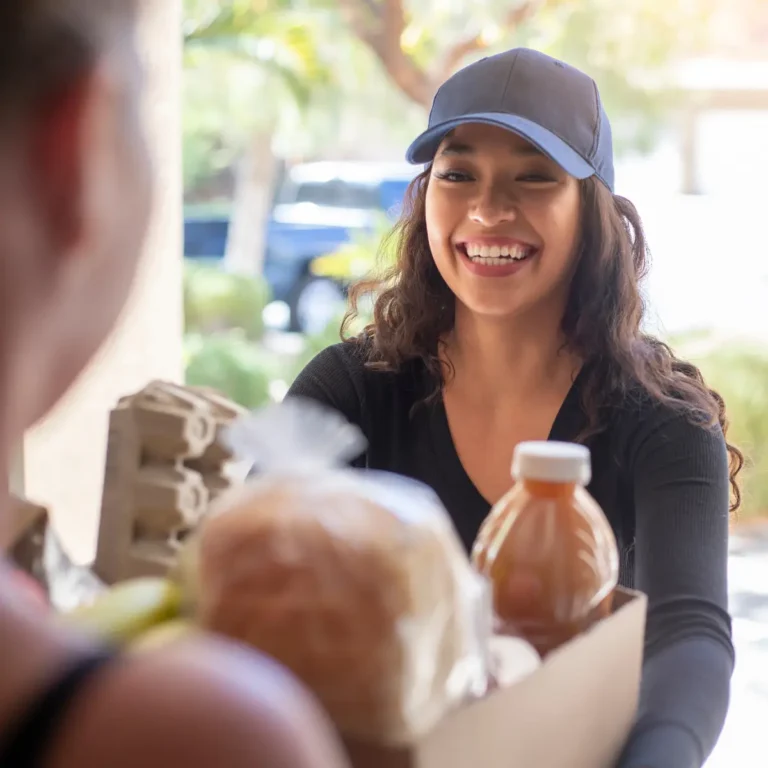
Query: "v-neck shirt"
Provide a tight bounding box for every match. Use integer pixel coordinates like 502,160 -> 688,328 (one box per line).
287,339 -> 734,768
427,360 -> 590,545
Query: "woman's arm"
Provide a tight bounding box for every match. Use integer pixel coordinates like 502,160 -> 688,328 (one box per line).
618,408 -> 734,768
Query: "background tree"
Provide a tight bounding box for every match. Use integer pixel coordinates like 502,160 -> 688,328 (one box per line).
182,0 -> 715,275
333,0 -> 714,151
184,0 -> 338,274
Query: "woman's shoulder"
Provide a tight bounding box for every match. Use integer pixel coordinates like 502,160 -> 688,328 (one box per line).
288,336 -> 428,418
299,338 -> 371,381
608,380 -> 728,471
287,339 -> 371,418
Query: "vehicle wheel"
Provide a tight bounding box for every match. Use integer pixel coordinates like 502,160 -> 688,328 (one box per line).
289,276 -> 347,335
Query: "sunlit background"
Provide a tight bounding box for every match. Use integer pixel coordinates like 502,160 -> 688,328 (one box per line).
180,2 -> 767,764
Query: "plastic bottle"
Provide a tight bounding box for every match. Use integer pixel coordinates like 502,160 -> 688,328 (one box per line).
471,441 -> 619,657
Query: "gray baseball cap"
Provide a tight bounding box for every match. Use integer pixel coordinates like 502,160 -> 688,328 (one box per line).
405,48 -> 615,191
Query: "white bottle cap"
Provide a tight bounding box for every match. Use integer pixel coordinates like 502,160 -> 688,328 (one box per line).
511,441 -> 591,485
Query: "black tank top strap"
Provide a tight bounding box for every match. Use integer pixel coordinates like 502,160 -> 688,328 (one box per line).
0,649 -> 118,768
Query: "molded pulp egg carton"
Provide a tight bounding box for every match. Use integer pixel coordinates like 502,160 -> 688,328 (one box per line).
93,381 -> 246,585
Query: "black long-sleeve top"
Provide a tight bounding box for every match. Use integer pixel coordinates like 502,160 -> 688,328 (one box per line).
287,340 -> 734,768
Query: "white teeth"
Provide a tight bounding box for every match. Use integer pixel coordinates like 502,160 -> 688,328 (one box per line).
464,243 -> 531,261
473,257 -> 516,266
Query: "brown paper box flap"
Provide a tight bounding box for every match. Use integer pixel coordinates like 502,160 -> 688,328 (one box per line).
4,494 -> 48,551
346,588 -> 647,768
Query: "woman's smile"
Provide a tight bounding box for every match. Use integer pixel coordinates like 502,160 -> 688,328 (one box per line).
455,237 -> 539,278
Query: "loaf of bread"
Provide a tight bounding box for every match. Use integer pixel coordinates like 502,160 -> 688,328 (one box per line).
192,468 -> 488,745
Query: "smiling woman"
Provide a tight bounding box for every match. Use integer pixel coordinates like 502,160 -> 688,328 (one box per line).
289,47 -> 741,768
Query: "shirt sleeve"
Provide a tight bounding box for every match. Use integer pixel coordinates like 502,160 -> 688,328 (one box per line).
617,406 -> 734,768
283,343 -> 368,468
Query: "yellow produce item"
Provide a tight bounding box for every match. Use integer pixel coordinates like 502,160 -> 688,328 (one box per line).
61,577 -> 182,645
128,618 -> 199,654
172,535 -> 201,613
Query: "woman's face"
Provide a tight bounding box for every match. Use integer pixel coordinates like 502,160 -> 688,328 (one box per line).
425,123 -> 582,322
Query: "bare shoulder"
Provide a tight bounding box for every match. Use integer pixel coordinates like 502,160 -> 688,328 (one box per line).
49,637 -> 350,768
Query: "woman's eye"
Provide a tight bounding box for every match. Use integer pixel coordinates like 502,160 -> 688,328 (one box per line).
518,173 -> 556,183
434,169 -> 472,183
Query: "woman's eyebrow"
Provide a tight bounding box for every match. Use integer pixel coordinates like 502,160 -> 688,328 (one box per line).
439,140 -> 473,156
438,139 -> 545,158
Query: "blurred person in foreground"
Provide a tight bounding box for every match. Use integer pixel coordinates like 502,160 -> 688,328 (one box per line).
289,48 -> 738,768
0,2 -> 349,767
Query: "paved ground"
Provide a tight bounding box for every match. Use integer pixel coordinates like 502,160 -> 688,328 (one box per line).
705,527 -> 768,767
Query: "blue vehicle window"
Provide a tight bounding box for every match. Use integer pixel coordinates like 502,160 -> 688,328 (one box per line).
184,219 -> 229,259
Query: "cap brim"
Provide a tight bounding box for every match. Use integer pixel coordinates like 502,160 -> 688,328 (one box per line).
405,112 -> 595,181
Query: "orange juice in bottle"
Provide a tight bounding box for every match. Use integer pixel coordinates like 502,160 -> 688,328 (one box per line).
471,441 -> 619,657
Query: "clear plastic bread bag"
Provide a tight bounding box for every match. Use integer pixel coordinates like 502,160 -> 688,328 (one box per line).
182,397 -> 492,746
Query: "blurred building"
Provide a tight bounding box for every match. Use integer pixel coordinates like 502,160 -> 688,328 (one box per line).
677,0 -> 768,193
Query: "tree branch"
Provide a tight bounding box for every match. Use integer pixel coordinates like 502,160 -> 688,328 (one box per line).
335,0 -> 382,45
434,1 -> 546,85
337,0 -> 434,106
339,0 -> 552,109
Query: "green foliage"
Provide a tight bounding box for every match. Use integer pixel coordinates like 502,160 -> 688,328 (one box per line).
185,2 -> 334,107
182,262 -> 290,409
180,253 -> 366,407
183,0 -> 716,194
182,0 -> 337,190
671,332 -> 768,518
185,331 -> 284,409
515,0 -> 715,152
682,341 -> 768,518
399,0 -> 710,154
184,262 -> 270,340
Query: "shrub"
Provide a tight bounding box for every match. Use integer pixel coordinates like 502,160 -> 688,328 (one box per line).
675,334 -> 768,519
184,331 -> 286,410
184,262 -> 270,341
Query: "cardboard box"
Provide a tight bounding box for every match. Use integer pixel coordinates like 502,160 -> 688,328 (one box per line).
345,588 -> 646,768
4,494 -> 50,590
4,494 -> 47,549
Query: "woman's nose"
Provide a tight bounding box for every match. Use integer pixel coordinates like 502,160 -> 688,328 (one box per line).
469,184 -> 518,227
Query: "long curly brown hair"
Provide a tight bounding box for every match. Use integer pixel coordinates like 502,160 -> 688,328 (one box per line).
342,166 -> 744,511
